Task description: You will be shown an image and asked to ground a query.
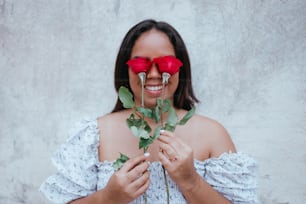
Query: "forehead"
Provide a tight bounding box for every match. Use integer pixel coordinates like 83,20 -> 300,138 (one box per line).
131,29 -> 175,58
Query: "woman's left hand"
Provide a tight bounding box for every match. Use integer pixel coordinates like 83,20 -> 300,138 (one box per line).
157,130 -> 198,187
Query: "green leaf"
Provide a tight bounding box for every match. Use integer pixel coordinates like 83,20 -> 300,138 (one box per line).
119,86 -> 134,109
162,99 -> 171,113
126,114 -> 135,128
136,107 -> 153,118
152,126 -> 162,140
157,98 -> 163,107
157,99 -> 171,113
152,106 -> 160,123
139,137 -> 153,149
166,107 -> 178,126
178,107 -> 195,125
143,121 -> 152,133
126,114 -> 143,128
163,107 -> 178,132
164,123 -> 176,132
113,153 -> 130,170
130,126 -> 150,139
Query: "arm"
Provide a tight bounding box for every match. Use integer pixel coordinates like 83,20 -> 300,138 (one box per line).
177,173 -> 232,204
70,154 -> 150,204
158,125 -> 236,204
69,190 -> 106,204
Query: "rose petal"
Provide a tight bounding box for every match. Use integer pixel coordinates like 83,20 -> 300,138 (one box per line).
126,58 -> 152,74
153,56 -> 183,75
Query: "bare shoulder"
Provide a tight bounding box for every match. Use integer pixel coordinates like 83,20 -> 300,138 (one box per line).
96,110 -> 131,139
187,113 -> 237,158
97,110 -> 129,126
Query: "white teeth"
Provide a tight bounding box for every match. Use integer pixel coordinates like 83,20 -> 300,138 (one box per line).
145,85 -> 162,91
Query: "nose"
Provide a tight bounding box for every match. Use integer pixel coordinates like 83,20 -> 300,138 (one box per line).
146,63 -> 161,79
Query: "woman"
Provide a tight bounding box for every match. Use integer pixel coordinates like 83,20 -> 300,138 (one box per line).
40,19 -> 258,203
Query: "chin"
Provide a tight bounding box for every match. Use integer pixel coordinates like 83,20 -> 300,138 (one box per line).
144,99 -> 158,108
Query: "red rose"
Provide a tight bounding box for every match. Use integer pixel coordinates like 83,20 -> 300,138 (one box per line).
126,56 -> 183,75
126,57 -> 151,74
153,56 -> 182,75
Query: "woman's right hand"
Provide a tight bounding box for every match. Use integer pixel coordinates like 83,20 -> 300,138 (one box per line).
103,154 -> 151,203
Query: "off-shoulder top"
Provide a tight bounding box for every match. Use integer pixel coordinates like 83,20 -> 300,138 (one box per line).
39,118 -> 258,204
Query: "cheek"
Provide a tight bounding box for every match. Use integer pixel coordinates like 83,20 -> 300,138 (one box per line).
169,73 -> 179,88
128,69 -> 140,88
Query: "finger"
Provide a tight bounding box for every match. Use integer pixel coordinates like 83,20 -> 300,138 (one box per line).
158,151 -> 173,169
127,161 -> 150,182
159,133 -> 186,154
121,154 -> 149,172
158,130 -> 174,142
133,175 -> 150,198
158,131 -> 181,148
159,143 -> 177,161
158,135 -> 171,144
160,129 -> 173,135
130,170 -> 150,190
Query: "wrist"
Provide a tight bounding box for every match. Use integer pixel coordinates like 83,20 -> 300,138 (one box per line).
90,189 -> 106,203
69,189 -> 111,204
179,172 -> 202,193
98,188 -> 115,204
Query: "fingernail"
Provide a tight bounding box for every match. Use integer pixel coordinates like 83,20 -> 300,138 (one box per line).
144,152 -> 150,157
160,129 -> 165,133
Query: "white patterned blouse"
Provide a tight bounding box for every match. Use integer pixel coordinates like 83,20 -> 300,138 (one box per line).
40,118 -> 258,204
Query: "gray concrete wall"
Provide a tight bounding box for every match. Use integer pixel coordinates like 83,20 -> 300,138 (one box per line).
1,0 -> 305,203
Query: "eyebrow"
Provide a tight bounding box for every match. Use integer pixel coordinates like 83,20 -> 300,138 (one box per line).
132,56 -> 150,60
131,55 -> 176,60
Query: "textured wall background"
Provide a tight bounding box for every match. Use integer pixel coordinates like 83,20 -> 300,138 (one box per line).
1,0 -> 305,203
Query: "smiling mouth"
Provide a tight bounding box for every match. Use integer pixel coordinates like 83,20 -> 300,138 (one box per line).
145,85 -> 163,91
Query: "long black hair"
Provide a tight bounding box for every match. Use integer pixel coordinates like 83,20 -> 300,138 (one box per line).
112,19 -> 199,112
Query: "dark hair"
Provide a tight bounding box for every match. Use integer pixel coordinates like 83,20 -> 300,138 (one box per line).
112,19 -> 199,112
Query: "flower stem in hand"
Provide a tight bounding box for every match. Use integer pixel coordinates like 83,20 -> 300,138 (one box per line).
162,166 -> 170,204
143,149 -> 148,204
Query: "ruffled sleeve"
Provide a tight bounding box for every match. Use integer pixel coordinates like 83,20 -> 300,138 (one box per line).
39,118 -> 100,204
199,152 -> 258,204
